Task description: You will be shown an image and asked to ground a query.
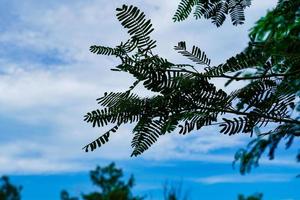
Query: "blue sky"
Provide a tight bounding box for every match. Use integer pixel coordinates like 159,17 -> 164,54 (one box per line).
0,0 -> 299,199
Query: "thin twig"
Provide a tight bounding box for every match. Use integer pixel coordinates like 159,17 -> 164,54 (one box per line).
166,68 -> 300,80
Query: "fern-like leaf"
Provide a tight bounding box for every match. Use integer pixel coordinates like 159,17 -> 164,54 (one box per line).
83,125 -> 119,152
173,0 -> 197,22
220,117 -> 251,135
85,92 -> 145,127
174,41 -> 211,66
117,56 -> 185,94
90,45 -> 124,56
233,124 -> 297,174
175,0 -> 251,26
131,118 -> 166,156
204,50 -> 265,76
179,113 -> 218,134
228,0 -> 246,26
236,79 -> 277,111
212,1 -> 228,27
84,108 -> 112,127
116,5 -> 156,51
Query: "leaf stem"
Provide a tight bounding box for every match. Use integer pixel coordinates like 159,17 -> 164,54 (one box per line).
201,107 -> 300,125
167,68 -> 300,80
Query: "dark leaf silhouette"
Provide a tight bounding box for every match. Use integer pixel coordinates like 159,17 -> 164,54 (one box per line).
173,0 -> 252,26
85,2 -> 300,174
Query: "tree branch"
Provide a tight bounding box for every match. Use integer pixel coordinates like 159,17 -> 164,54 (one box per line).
167,68 -> 300,81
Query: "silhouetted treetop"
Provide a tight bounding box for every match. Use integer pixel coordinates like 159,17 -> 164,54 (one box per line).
0,176 -> 22,200
238,193 -> 263,200
61,163 -> 143,200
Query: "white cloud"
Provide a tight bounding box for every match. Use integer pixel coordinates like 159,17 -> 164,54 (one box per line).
0,156 -> 86,174
194,173 -> 294,184
140,126 -> 247,161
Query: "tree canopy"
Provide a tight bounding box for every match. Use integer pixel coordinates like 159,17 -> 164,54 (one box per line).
0,166 -> 263,200
61,163 -> 262,200
238,193 -> 263,200
84,1 -> 300,174
0,176 -> 22,200
232,0 -> 300,174
61,163 -> 191,200
61,163 -> 143,200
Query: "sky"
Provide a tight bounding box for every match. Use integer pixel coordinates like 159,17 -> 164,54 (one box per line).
0,0 -> 299,199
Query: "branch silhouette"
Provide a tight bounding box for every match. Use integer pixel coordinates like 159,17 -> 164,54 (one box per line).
84,1 -> 300,174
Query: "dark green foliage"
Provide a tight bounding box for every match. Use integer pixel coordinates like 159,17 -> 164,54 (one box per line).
173,0 -> 197,22
233,0 -> 300,173
233,124 -> 298,174
203,50 -> 266,77
131,117 -> 167,156
61,190 -> 79,200
62,163 -> 143,200
60,164 -> 262,199
83,163 -> 142,200
0,176 -> 22,200
174,41 -> 211,66
163,182 -> 189,200
220,117 -> 250,135
173,0 -> 251,27
82,125 -> 119,152
116,5 -> 156,51
84,6 -> 232,155
238,193 -> 263,200
179,112 -> 218,135
85,2 -> 300,173
89,4 -> 156,59
90,45 -> 124,56
235,79 -> 277,111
